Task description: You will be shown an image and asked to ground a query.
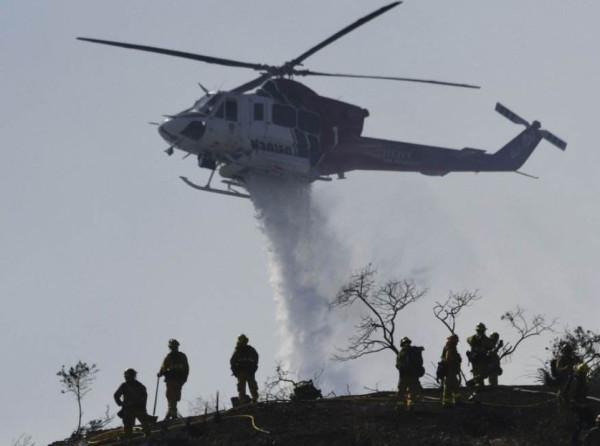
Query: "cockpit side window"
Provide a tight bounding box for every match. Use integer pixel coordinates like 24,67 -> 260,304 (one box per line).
193,94 -> 220,115
253,103 -> 264,121
225,99 -> 238,121
203,96 -> 219,114
215,103 -> 224,118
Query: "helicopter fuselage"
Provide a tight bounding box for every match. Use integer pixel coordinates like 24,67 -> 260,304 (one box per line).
158,79 -> 368,181
157,78 -> 564,187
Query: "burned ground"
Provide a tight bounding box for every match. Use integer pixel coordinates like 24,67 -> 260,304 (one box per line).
51,385 -> 600,446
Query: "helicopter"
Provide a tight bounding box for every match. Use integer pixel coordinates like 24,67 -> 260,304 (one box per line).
78,2 -> 566,199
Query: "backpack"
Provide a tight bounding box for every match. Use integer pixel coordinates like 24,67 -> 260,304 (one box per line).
436,361 -> 448,382
408,346 -> 425,377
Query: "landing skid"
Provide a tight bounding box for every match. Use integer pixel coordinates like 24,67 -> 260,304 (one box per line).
179,176 -> 250,199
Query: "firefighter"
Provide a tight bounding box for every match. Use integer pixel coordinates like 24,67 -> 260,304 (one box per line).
573,363 -> 591,406
486,332 -> 504,386
583,415 -> 600,446
396,337 -> 424,409
157,338 -> 189,421
555,343 -> 580,404
230,334 -> 259,403
570,363 -> 595,444
114,368 -> 153,439
440,334 -> 462,408
466,322 -> 493,387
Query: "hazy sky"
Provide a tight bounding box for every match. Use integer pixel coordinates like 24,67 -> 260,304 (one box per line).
2,1 -> 599,444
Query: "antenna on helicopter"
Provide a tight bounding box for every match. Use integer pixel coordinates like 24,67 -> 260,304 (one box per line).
198,83 -> 210,95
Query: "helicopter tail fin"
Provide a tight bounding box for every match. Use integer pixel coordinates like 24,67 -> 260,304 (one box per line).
492,127 -> 543,170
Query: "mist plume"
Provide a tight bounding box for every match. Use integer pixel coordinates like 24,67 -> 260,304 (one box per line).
245,174 -> 350,387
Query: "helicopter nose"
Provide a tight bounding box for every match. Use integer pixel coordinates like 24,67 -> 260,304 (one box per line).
158,119 -> 179,144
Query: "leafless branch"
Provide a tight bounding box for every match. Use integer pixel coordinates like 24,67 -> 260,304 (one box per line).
11,434 -> 34,446
499,306 -> 557,361
433,289 -> 481,334
331,265 -> 427,361
262,362 -> 324,401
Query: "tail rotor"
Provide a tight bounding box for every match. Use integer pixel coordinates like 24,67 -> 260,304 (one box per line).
495,102 -> 567,151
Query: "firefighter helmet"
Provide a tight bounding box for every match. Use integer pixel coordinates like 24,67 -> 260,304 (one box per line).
447,334 -> 459,344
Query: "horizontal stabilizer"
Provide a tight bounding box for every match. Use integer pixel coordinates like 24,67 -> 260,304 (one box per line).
495,102 -> 529,127
458,147 -> 486,157
540,130 -> 567,151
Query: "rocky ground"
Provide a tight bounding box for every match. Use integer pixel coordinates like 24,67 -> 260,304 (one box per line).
51,385 -> 600,446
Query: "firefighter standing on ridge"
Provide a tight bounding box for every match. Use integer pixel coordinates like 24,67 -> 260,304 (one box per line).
439,334 -> 462,408
157,338 -> 189,420
230,334 -> 259,403
555,343 -> 580,404
466,322 -> 493,387
395,337 -> 424,409
486,332 -> 504,386
114,368 -> 154,439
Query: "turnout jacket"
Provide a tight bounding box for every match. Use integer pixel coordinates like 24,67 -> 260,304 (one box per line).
441,344 -> 462,375
230,344 -> 259,375
159,351 -> 189,383
114,380 -> 148,408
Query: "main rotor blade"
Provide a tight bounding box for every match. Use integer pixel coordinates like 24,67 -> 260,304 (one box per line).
77,37 -> 266,70
287,2 -> 401,68
297,70 -> 480,89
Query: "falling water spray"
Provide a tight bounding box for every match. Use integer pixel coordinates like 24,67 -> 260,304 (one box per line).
245,173 -> 350,386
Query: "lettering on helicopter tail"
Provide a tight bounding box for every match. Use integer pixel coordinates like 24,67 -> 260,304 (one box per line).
381,149 -> 412,163
251,139 -> 295,156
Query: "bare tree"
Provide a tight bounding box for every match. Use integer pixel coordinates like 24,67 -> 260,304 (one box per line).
263,361 -> 297,401
11,434 -> 34,446
82,405 -> 114,436
498,306 -> 557,361
57,360 -> 99,434
433,289 -> 482,334
539,326 -> 600,385
263,361 -> 323,402
189,393 -> 221,415
331,265 -> 427,361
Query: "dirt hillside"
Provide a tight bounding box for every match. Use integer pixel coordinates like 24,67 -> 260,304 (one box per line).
50,385 -> 600,446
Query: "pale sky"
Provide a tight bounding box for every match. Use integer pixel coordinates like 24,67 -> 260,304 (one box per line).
2,1 -> 599,444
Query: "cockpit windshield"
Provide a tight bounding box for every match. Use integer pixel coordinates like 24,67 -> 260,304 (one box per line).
192,94 -> 221,116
